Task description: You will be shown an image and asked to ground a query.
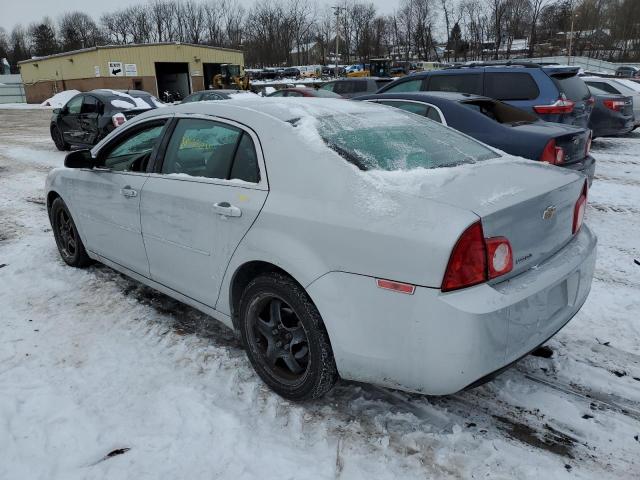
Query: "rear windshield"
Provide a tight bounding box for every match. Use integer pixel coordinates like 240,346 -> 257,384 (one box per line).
317,110 -> 498,171
461,100 -> 538,124
552,74 -> 591,101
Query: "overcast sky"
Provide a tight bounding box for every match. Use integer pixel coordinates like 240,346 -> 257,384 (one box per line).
0,0 -> 399,32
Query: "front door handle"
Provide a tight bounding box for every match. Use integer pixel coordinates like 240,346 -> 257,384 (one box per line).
213,202 -> 242,217
120,186 -> 138,198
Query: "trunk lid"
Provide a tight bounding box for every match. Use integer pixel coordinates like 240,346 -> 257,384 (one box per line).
419,159 -> 585,278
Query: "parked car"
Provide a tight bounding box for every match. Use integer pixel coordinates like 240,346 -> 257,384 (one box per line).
280,67 -> 301,78
614,66 -> 640,78
47,99 -> 596,400
267,87 -> 342,98
587,85 -> 635,138
582,76 -> 640,128
181,89 -> 257,103
321,66 -> 345,77
377,63 -> 594,128
50,89 -> 164,151
356,91 -> 595,184
319,77 -> 392,98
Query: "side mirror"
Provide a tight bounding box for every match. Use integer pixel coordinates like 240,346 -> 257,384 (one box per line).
64,149 -> 96,169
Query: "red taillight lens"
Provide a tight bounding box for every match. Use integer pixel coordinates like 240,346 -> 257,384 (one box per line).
573,181 -> 588,234
603,99 -> 626,111
533,96 -> 575,115
441,221 -> 487,292
376,278 -> 416,295
540,139 -> 565,165
486,237 -> 514,279
112,112 -> 126,127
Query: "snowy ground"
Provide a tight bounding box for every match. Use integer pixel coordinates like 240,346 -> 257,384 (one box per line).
0,109 -> 639,479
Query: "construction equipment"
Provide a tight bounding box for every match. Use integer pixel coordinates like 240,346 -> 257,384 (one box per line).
212,64 -> 251,90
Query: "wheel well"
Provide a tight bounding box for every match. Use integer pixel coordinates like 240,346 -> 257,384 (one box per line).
46,191 -> 61,214
229,261 -> 294,325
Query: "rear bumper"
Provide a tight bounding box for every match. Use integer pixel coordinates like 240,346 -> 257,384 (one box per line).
563,154 -> 595,186
592,117 -> 635,137
307,226 -> 597,395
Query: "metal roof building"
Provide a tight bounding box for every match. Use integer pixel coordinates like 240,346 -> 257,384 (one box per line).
19,42 -> 245,103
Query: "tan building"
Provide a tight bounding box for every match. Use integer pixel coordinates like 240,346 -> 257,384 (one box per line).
19,42 -> 244,103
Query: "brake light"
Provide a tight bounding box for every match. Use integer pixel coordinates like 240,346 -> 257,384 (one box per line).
486,237 -> 513,279
540,139 -> 565,165
112,112 -> 127,127
442,222 -> 487,292
603,99 -> 626,111
376,278 -> 415,295
573,181 -> 588,234
533,96 -> 575,115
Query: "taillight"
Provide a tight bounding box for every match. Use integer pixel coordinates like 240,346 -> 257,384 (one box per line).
573,181 -> 588,234
540,139 -> 565,165
112,112 -> 127,127
376,278 -> 415,295
533,95 -> 575,115
442,222 -> 487,292
442,222 -> 515,291
603,99 -> 626,111
486,237 -> 513,280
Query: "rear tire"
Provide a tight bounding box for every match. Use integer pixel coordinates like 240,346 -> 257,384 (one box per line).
51,126 -> 70,151
238,272 -> 338,400
50,197 -> 92,268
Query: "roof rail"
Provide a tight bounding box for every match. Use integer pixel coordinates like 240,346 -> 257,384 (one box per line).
445,61 -> 543,70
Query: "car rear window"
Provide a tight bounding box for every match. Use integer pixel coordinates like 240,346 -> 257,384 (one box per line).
461,100 -> 538,124
427,74 -> 482,95
317,110 -> 497,171
551,74 -> 591,101
484,72 -> 540,100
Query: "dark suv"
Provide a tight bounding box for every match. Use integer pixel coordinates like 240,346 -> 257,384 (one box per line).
377,63 -> 594,128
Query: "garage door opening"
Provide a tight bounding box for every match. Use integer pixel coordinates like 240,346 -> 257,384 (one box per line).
155,62 -> 191,100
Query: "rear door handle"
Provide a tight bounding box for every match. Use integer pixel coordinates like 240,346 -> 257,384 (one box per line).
120,186 -> 138,198
213,202 -> 242,217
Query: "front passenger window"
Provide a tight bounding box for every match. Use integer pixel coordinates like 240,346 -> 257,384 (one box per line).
66,95 -> 83,114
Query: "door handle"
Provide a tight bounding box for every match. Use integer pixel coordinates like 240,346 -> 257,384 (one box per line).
120,186 -> 138,198
213,202 -> 242,217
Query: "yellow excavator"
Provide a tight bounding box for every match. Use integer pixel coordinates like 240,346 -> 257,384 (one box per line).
346,58 -> 397,78
212,64 -> 251,90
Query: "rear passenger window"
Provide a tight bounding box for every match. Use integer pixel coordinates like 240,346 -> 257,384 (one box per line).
162,119 -> 242,180
333,82 -> 353,95
229,134 -> 260,183
484,73 -> 540,100
385,78 -> 424,92
427,74 -> 482,95
353,82 -> 368,93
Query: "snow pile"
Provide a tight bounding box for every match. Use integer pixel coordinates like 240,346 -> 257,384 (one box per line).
41,90 -> 80,108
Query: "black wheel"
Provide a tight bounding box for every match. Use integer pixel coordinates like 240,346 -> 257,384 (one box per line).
238,272 -> 338,400
51,125 -> 70,151
50,197 -> 91,268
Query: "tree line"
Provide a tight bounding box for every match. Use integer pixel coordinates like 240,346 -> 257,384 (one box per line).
0,0 -> 638,73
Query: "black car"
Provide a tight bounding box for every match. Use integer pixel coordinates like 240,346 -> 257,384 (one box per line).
376,63 -> 594,128
355,91 -> 595,184
319,77 -> 392,98
587,85 -> 635,138
50,89 -> 163,150
181,89 -> 256,103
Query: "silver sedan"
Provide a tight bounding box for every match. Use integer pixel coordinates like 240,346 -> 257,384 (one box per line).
46,99 -> 597,400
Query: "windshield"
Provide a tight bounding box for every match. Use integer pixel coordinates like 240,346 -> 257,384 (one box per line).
317,110 -> 498,171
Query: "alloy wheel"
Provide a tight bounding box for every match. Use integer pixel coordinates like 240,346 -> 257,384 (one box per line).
56,208 -> 77,260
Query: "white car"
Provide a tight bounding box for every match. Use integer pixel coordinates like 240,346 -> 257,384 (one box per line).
46,99 -> 596,400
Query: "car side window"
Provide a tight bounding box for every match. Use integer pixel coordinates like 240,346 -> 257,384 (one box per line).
270,90 -> 286,97
484,73 -> 540,100
66,95 -> 83,114
286,91 -> 303,97
81,96 -> 100,114
102,122 -> 166,172
385,78 -> 424,92
161,118 -> 242,180
378,100 -> 429,116
332,82 -> 352,95
425,107 -> 443,123
427,74 -> 482,95
229,133 -> 260,183
320,83 -> 335,92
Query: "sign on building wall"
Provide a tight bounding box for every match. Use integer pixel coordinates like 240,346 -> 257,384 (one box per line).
124,64 -> 138,76
108,61 -> 124,77
94,66 -> 100,77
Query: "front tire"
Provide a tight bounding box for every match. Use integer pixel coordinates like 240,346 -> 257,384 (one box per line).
51,125 -> 70,151
238,272 -> 338,400
50,197 -> 92,268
